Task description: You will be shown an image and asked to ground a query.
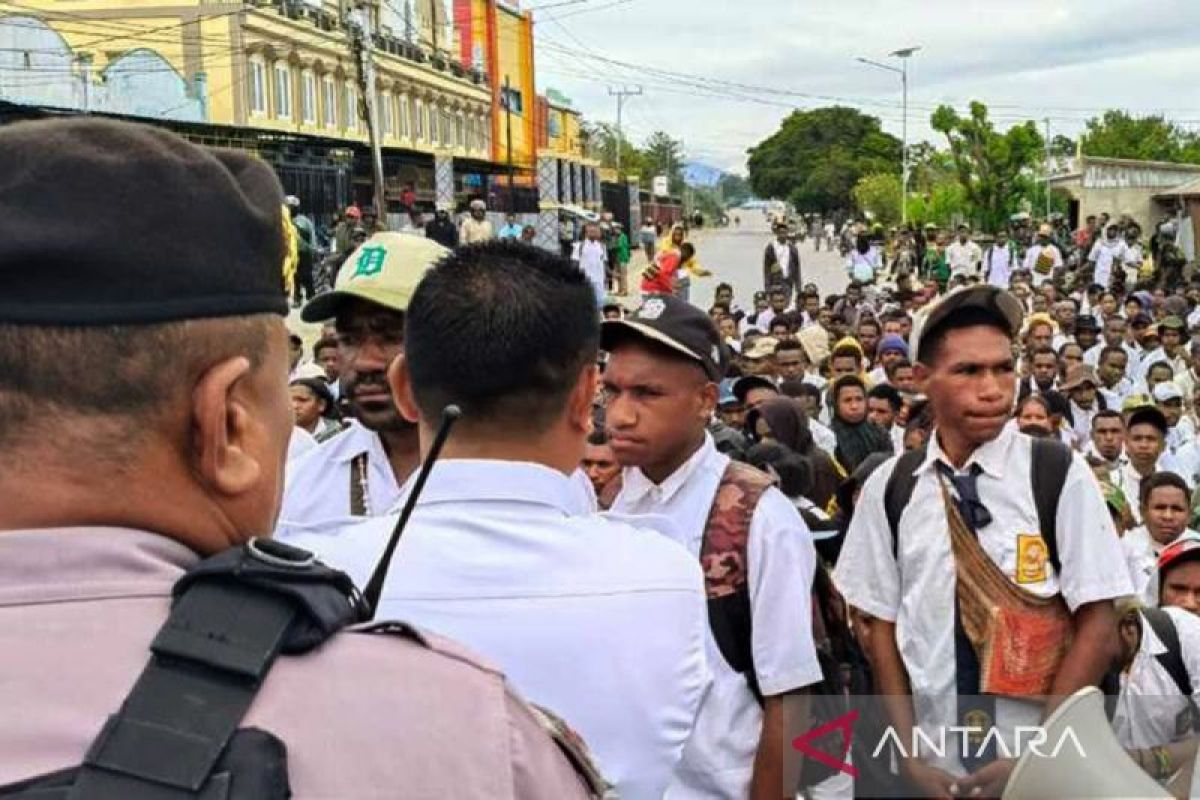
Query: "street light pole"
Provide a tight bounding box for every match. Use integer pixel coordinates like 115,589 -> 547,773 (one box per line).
857,46 -> 920,226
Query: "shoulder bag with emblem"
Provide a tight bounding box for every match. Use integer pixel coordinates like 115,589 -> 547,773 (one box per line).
0,538 -> 369,800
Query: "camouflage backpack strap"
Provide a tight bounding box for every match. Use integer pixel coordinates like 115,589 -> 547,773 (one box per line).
528,704 -> 615,799
700,460 -> 774,704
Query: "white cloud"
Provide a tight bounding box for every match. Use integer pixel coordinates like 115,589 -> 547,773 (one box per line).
532,0 -> 1200,173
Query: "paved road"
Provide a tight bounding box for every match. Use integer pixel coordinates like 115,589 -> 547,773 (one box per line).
672,213 -> 850,311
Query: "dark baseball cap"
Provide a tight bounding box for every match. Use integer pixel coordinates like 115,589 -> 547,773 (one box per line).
601,294 -> 724,381
1075,314 -> 1100,332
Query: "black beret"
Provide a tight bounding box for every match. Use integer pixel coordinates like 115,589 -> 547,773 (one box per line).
0,117 -> 289,324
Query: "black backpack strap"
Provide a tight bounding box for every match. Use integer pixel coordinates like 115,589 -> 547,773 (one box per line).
1029,437 -> 1072,574
1142,607 -> 1193,699
883,447 -> 926,558
67,538 -> 368,799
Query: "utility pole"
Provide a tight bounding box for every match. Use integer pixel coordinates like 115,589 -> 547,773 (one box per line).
608,85 -> 642,179
348,3 -> 388,228
1044,117 -> 1052,219
504,75 -> 515,213
857,47 -> 919,226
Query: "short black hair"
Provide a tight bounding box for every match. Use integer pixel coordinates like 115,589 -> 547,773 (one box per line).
1092,409 -> 1122,429
868,383 -> 902,411
886,357 -> 913,378
918,306 -> 1013,366
313,335 -> 338,358
586,429 -> 610,447
1141,471 -> 1190,508
1100,345 -> 1127,363
716,282 -> 733,294
774,339 -> 805,357
831,374 -> 866,402
1030,345 -> 1058,361
404,240 -> 599,433
1148,362 -> 1175,379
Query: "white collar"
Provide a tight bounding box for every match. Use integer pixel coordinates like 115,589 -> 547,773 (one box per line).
620,433 -> 719,507
918,424 -> 1016,480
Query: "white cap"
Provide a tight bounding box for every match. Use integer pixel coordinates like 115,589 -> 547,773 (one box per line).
1154,382 -> 1184,403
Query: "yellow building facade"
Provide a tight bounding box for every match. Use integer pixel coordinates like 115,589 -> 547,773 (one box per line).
0,1 -> 492,162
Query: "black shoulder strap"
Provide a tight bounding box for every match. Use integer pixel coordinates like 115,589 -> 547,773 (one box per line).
884,447 -> 926,557
60,539 -> 367,799
1142,607 -> 1193,699
1030,437 -> 1072,575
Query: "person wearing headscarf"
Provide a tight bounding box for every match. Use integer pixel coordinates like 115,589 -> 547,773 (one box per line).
828,375 -> 894,473
744,396 -> 843,511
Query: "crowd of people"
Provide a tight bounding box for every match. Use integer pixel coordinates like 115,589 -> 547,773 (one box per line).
9,114 -> 1200,800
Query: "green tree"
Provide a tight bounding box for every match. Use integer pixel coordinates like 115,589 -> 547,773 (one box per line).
907,182 -> 970,228
642,131 -> 687,195
1080,110 -> 1200,164
930,101 -> 1044,232
851,173 -> 903,225
584,122 -> 645,177
746,106 -> 901,214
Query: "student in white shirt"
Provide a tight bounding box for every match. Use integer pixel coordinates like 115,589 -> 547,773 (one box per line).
287,242 -> 710,799
571,222 -> 608,305
1087,225 -> 1128,288
835,286 -> 1132,795
1113,406 -> 1173,526
1022,225 -> 1063,287
1122,472 -> 1198,599
281,233 -> 442,525
1097,345 -> 1135,410
945,225 -> 982,278
601,295 -> 823,799
1085,316 -> 1128,366
983,229 -> 1017,288
1061,364 -> 1102,449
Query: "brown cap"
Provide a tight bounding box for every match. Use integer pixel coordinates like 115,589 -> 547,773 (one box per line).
1061,364 -> 1099,392
911,286 -> 1024,363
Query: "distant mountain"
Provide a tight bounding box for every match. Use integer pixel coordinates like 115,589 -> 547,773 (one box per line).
683,161 -> 725,188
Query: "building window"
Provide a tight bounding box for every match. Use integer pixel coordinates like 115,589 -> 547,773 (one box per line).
428,103 -> 438,146
399,94 -> 410,138
500,85 -> 523,116
322,75 -> 336,128
413,98 -> 424,141
345,82 -> 358,130
456,112 -> 464,149
301,69 -> 316,124
548,112 -> 561,139
380,92 -> 393,137
273,62 -> 292,119
248,56 -> 267,116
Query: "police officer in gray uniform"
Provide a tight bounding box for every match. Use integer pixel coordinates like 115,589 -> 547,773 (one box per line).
0,118 -> 597,799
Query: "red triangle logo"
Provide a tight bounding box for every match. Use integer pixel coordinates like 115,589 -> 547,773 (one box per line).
791,709 -> 859,778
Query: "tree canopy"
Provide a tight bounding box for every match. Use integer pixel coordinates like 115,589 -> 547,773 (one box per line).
1080,110 -> 1200,164
931,101 -> 1043,232
746,106 -> 901,214
851,173 -> 902,226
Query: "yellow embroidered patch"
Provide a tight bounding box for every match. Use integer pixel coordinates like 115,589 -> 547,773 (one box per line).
1016,533 -> 1049,584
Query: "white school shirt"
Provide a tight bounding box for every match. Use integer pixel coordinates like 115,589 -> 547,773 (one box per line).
1023,243 -> 1063,287
1122,526 -> 1200,601
279,420 -> 403,525
610,434 -> 823,799
984,244 -> 1016,288
945,240 -> 982,277
572,239 -> 608,302
1099,377 -> 1135,412
1088,239 -> 1128,287
772,241 -> 793,279
833,425 -> 1133,777
284,460 -> 711,800
1113,607 -> 1200,750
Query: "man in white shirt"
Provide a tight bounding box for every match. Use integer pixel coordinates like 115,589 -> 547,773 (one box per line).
286,242 -> 710,799
1084,316 -> 1128,367
1022,224 -> 1063,287
1138,316 -> 1190,385
983,228 -> 1017,288
601,295 -> 823,799
834,286 -> 1132,796
1122,472 -> 1198,599
1097,345 -> 1135,410
459,198 -> 494,244
1113,406 -> 1174,527
945,225 -> 982,278
763,223 -> 801,300
1154,381 -> 1196,455
1087,225 -> 1128,288
280,233 -> 441,525
1061,364 -> 1101,449
572,222 -> 608,306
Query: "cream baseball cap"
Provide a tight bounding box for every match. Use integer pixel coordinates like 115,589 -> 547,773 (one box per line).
301,232 -> 449,321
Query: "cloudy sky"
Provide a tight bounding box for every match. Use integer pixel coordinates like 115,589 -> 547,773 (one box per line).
527,0 -> 1200,174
